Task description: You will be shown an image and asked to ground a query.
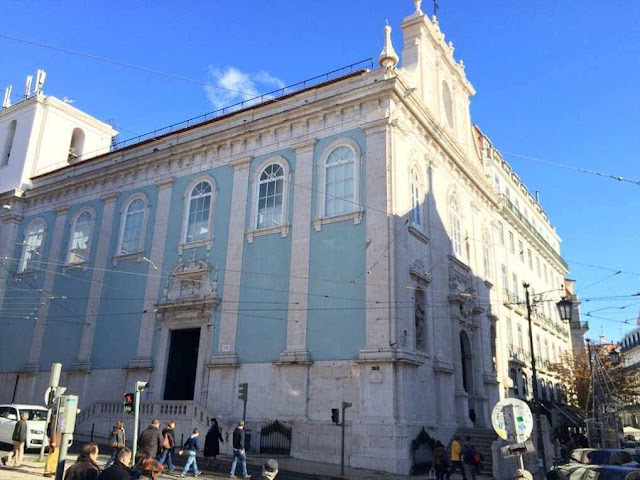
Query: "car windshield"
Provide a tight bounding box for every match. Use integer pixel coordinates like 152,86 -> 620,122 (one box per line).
20,409 -> 47,421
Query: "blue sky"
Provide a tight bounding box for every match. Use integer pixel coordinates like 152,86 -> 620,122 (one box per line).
1,1 -> 639,343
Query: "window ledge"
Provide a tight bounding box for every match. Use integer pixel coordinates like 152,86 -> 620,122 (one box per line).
313,210 -> 363,232
246,224 -> 290,244
14,269 -> 40,280
61,262 -> 89,273
177,237 -> 214,255
112,251 -> 145,266
408,224 -> 429,244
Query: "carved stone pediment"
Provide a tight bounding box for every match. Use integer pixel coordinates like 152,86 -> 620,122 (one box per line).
410,259 -> 431,286
157,259 -> 219,310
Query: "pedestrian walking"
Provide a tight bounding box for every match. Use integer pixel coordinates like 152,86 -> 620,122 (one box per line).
260,459 -> 279,480
179,428 -> 202,477
44,413 -> 62,476
204,418 -> 224,469
433,440 -> 448,480
461,436 -> 477,480
64,443 -> 101,480
230,420 -> 250,478
105,421 -> 126,469
139,458 -> 164,480
1,411 -> 28,468
158,420 -> 176,472
446,435 -> 465,480
130,451 -> 151,480
97,447 -> 131,480
138,419 -> 164,459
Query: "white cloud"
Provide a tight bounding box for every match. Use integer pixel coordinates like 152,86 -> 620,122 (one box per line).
205,66 -> 286,110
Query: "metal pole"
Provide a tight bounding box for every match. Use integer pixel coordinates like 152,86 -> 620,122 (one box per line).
340,407 -> 346,477
524,283 -> 547,474
54,433 -> 70,480
132,389 -> 141,465
243,398 -> 247,424
587,339 -> 594,446
40,363 -> 62,462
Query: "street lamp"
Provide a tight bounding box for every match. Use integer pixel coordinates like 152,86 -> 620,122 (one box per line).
556,297 -> 573,322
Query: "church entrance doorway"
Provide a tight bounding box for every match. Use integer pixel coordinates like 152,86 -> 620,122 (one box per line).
164,328 -> 200,401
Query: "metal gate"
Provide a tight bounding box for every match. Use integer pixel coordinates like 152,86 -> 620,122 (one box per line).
260,420 -> 291,455
411,427 -> 435,475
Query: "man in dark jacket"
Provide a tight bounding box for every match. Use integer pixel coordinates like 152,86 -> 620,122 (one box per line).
230,421 -> 249,478
97,447 -> 131,480
64,443 -> 100,480
138,419 -> 163,459
1,412 -> 28,467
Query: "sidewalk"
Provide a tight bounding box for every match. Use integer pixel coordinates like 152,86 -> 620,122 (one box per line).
0,448 -> 493,480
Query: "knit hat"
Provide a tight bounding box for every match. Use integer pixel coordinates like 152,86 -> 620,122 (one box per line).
264,459 -> 279,473
142,458 -> 165,473
513,469 -> 533,480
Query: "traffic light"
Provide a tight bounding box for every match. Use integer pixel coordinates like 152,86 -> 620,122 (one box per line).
331,408 -> 339,425
238,383 -> 248,402
123,393 -> 134,414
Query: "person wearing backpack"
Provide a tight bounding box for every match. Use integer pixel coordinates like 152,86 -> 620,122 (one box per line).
461,437 -> 477,480
179,428 -> 202,477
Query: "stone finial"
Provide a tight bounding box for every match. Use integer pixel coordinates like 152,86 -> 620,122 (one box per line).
378,24 -> 399,69
414,0 -> 422,14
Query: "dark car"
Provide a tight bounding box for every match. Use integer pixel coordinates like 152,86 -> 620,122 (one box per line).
569,449 -> 635,466
547,464 -> 640,480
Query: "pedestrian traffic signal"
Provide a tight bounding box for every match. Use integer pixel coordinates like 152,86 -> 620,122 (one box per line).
331,408 -> 339,424
123,393 -> 134,414
238,383 -> 248,402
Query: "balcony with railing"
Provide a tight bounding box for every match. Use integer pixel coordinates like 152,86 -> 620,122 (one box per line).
502,196 -> 568,270
508,344 -> 531,364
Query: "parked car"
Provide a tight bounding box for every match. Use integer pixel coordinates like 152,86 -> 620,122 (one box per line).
569,449 -> 635,467
0,404 -> 72,450
571,449 -> 596,464
548,464 -> 640,480
623,442 -> 640,455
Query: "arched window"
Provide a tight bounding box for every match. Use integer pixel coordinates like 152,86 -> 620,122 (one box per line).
118,196 -> 147,254
2,120 -> 17,167
68,128 -> 85,162
185,181 -> 213,244
442,81 -> 454,128
415,288 -> 426,351
449,193 -> 463,257
19,220 -> 45,272
410,166 -> 422,227
324,146 -> 355,217
68,210 -> 93,264
257,163 -> 285,229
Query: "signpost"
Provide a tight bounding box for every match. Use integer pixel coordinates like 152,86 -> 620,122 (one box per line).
55,395 -> 79,480
492,398 -> 534,470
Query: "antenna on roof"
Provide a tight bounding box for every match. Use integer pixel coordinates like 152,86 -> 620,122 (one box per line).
2,86 -> 12,109
24,75 -> 33,99
34,69 -> 46,95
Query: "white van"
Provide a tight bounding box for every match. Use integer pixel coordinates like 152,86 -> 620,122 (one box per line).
0,404 -> 72,450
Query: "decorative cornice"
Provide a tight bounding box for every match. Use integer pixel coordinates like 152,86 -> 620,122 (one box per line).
100,193 -> 119,203
54,205 -> 69,216
229,156 -> 252,170
291,138 -> 317,153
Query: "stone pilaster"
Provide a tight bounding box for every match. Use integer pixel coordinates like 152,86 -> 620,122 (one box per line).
278,140 -> 315,364
25,205 -> 69,370
129,179 -> 174,370
0,198 -> 23,311
72,193 -> 119,369
210,157 -> 251,367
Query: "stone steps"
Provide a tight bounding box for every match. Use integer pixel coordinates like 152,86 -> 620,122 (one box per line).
455,427 -> 498,476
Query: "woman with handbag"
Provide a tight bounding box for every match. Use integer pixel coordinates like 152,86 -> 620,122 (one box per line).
158,421 -> 176,472
105,421 -> 125,469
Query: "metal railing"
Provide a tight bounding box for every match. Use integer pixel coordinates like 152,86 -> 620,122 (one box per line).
110,59 -> 374,152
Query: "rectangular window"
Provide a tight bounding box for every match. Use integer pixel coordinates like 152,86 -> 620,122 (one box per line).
512,273 -> 519,301
527,249 -> 532,269
505,188 -> 511,200
515,198 -> 520,211
507,318 -> 513,345
517,324 -> 523,349
494,174 -> 501,194
536,257 -> 541,276
509,231 -> 515,254
501,265 -> 508,290
498,222 -> 504,245
325,161 -> 355,217
518,240 -> 524,262
544,264 -> 548,283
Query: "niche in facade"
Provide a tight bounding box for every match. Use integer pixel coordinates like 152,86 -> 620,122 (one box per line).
68,127 -> 85,162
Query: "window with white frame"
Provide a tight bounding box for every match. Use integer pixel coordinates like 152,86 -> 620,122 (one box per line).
68,210 -> 93,264
527,249 -> 533,269
509,231 -> 515,254
19,220 -> 45,272
119,197 -> 146,254
482,229 -> 492,279
518,240 -> 524,262
449,193 -> 463,257
507,317 -> 513,345
324,146 -> 355,217
498,222 -> 504,245
257,163 -> 285,229
517,324 -> 523,349
502,265 -> 508,292
494,174 -> 501,195
410,166 -> 422,227
512,273 -> 519,301
186,181 -> 213,243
